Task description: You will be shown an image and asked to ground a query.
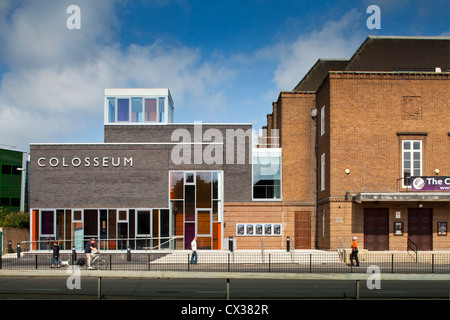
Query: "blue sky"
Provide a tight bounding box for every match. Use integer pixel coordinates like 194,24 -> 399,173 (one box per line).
0,0 -> 448,152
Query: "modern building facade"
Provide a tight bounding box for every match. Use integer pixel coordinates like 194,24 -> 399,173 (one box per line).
30,88 -> 268,251
262,36 -> 450,251
29,36 -> 449,252
0,147 -> 28,212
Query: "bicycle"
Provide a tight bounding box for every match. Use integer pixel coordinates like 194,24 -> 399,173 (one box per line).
87,253 -> 108,270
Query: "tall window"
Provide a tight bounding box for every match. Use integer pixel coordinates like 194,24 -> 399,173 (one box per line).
145,99 -> 157,122
107,97 -> 115,123
137,210 -> 151,235
159,97 -> 165,122
320,106 -> 325,136
322,209 -> 325,238
131,97 -> 143,122
320,153 -> 325,191
117,98 -> 129,122
402,140 -> 422,187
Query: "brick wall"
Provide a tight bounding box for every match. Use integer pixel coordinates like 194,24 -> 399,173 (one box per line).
326,72 -> 449,196
30,123 -> 255,208
263,72 -> 449,251
0,227 -> 30,253
224,202 -> 314,250
319,72 -> 450,250
30,144 -> 173,208
276,92 -> 316,203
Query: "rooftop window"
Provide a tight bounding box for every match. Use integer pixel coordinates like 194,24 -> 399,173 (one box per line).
105,88 -> 174,124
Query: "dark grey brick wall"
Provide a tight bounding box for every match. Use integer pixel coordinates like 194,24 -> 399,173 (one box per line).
30,124 -> 253,209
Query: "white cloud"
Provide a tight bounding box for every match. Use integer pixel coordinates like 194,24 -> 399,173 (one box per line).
0,0 -> 235,151
268,9 -> 366,91
0,0 -> 119,69
0,2 -> 380,151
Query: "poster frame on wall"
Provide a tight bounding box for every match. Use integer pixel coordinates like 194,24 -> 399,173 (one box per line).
236,223 -> 282,236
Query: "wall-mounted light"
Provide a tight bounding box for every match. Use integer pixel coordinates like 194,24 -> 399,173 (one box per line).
435,169 -> 440,175
345,169 -> 350,175
418,203 -> 423,208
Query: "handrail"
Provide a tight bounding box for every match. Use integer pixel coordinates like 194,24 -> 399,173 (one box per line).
21,236 -> 184,251
407,237 -> 418,262
337,238 -> 345,262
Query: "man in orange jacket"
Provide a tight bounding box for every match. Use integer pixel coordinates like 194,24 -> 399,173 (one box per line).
350,236 -> 360,266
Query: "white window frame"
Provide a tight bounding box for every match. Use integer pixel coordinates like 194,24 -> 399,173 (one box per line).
71,209 -> 84,251
322,209 -> 325,238
402,140 -> 422,188
117,209 -> 129,222
105,96 -> 164,124
39,209 -> 56,237
135,209 -> 152,237
251,148 -> 282,201
320,153 -> 325,191
184,172 -> 196,184
196,208 -> 212,237
320,106 -> 325,136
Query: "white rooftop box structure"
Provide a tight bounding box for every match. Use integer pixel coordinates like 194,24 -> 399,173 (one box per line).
104,88 -> 174,124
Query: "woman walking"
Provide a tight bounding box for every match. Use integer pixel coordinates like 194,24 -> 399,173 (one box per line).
51,241 -> 61,268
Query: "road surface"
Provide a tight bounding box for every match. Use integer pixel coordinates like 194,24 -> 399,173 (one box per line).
0,276 -> 448,300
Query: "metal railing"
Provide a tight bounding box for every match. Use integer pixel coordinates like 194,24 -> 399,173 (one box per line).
337,238 -> 345,262
19,236 -> 184,252
407,238 -> 418,262
1,251 -> 449,274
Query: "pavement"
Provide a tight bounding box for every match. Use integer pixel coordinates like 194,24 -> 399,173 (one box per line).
1,250 -> 449,301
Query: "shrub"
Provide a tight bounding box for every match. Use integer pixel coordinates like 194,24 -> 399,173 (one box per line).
0,209 -> 29,228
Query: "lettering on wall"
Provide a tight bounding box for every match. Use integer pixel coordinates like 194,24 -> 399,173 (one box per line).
37,157 -> 133,168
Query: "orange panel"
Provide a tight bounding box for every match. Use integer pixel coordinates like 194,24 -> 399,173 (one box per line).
108,240 -> 116,250
213,222 -> 221,250
197,236 -> 211,249
32,210 -> 39,250
197,211 -> 211,235
175,212 -> 184,236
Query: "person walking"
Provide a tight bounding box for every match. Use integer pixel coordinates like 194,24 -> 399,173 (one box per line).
51,241 -> 61,268
350,236 -> 360,266
190,237 -> 198,264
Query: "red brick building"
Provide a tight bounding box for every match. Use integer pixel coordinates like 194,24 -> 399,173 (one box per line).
260,36 -> 450,251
